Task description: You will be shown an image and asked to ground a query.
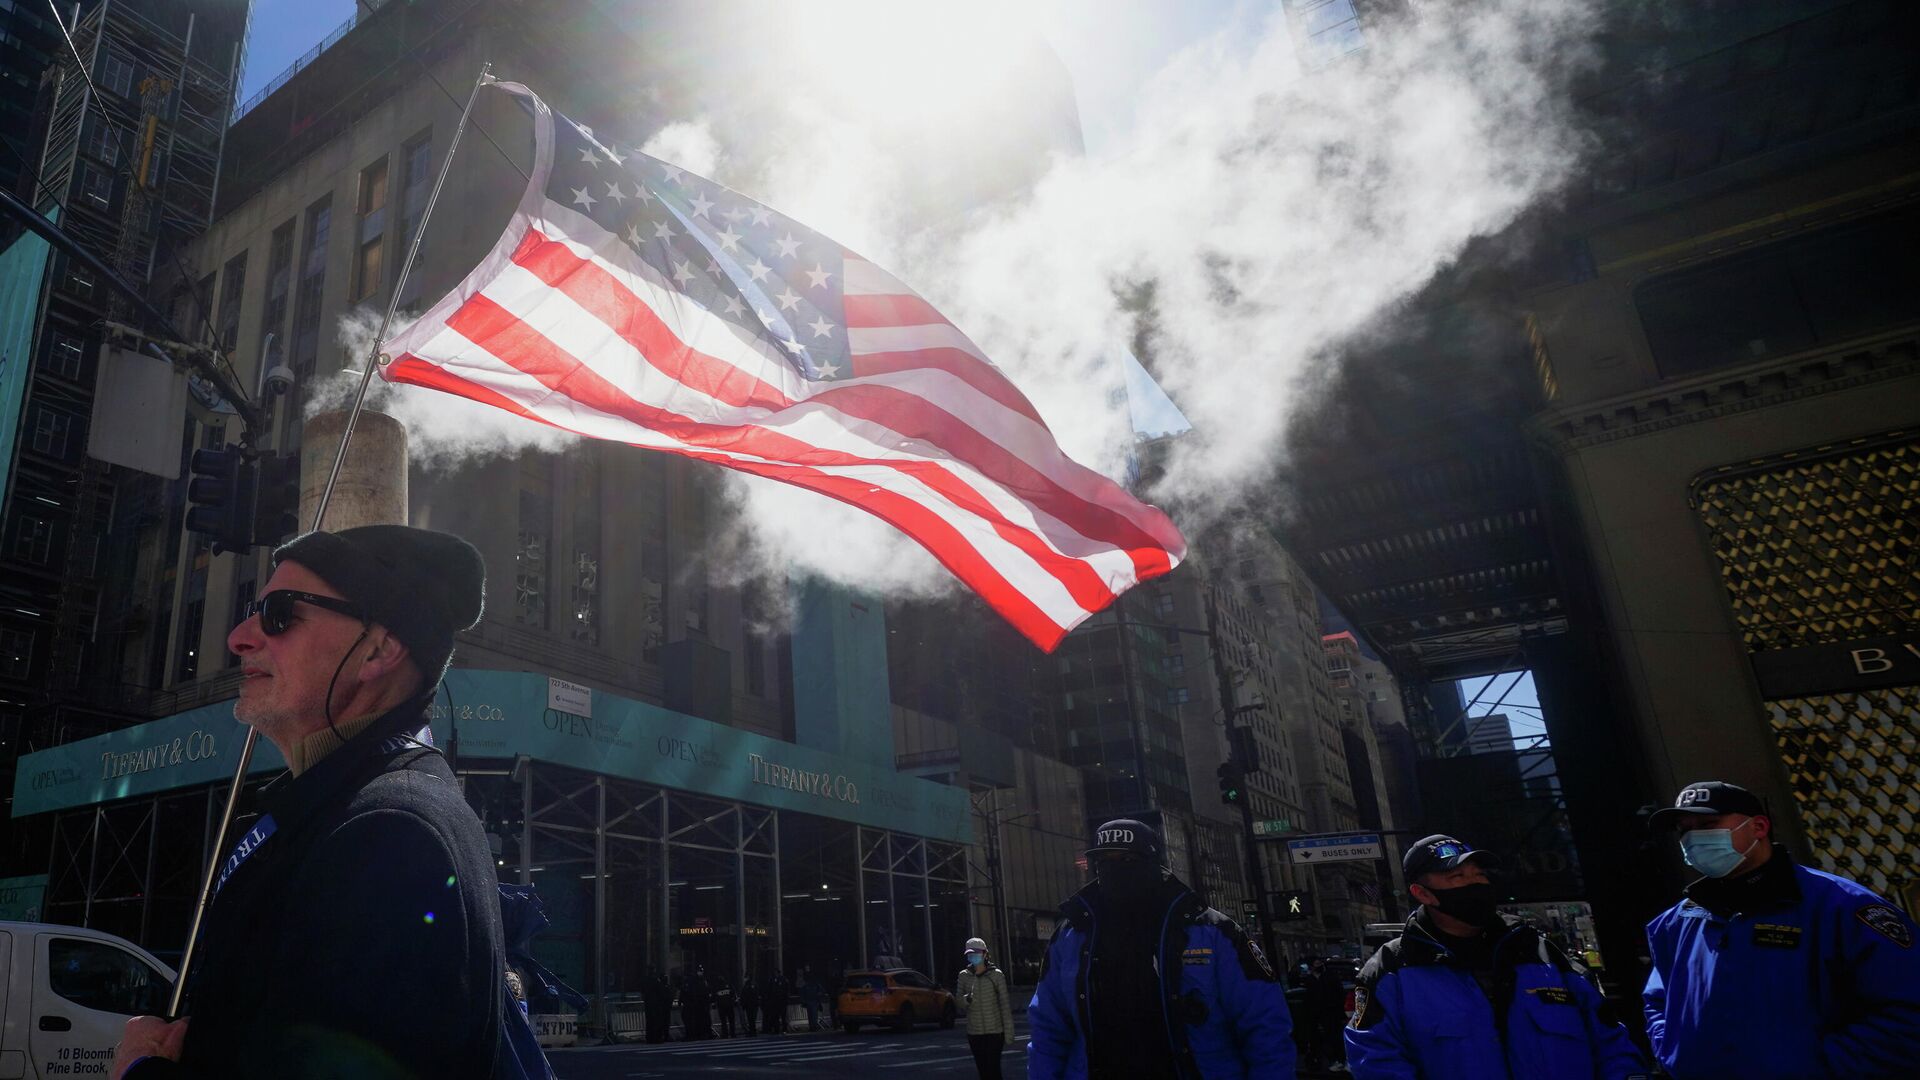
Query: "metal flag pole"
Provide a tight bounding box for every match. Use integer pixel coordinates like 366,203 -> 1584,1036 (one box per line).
168,61 -> 497,1017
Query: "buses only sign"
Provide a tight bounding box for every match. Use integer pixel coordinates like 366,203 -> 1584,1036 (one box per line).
1287,834 -> 1384,865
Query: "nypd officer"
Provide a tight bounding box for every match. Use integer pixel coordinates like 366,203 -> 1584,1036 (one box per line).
1028,818 -> 1294,1079
1345,834 -> 1646,1079
1643,780 -> 1920,1079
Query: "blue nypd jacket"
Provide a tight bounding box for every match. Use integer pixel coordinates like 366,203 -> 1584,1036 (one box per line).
1344,910 -> 1647,1080
1026,877 -> 1295,1080
1643,847 -> 1920,1079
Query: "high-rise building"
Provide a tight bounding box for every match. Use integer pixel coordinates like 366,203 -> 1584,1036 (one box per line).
2,0 -> 1104,1025
0,0 -> 247,868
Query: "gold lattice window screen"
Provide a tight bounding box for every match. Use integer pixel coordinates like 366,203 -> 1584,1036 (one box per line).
1694,434 -> 1920,903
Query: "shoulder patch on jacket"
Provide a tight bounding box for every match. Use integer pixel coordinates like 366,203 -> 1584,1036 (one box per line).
1857,904 -> 1914,948
1203,911 -> 1276,981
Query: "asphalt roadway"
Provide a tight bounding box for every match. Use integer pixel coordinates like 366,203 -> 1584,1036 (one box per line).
549,1022 -> 1347,1079
549,1023 -> 1031,1079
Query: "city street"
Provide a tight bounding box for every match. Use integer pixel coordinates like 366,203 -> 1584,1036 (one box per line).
551,1025 -> 1031,1080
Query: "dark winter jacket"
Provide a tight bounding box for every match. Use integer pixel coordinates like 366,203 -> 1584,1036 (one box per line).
1027,875 -> 1294,1079
127,703 -> 507,1079
1344,910 -> 1646,1080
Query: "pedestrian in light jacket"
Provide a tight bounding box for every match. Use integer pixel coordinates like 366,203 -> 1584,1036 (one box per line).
957,936 -> 1016,1080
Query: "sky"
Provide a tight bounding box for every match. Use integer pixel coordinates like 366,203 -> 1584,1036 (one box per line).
237,1 -> 1241,148
1455,672 -> 1547,746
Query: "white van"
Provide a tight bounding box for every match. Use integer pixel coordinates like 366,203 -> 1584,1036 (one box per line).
0,922 -> 176,1079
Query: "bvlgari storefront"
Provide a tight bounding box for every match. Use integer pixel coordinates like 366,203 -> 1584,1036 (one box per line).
12,669 -> 974,1022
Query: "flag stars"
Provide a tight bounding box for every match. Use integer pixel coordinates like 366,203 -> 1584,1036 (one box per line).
813,359 -> 841,379
660,163 -> 684,184
578,147 -> 601,168
807,314 -> 836,339
721,206 -> 746,223
781,337 -> 806,356
715,226 -> 745,253
721,294 -> 747,318
653,219 -> 678,241
603,145 -> 626,167
634,186 -> 657,206
804,264 -> 834,290
775,287 -> 803,312
773,233 -> 802,258
706,259 -> 725,279
748,206 -> 774,227
625,223 -> 646,247
672,260 -> 697,285
604,181 -> 627,204
688,192 -> 715,219
571,185 -> 597,210
744,258 -> 773,283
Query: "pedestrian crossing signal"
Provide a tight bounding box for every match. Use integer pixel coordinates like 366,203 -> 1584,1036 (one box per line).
1276,889 -> 1311,921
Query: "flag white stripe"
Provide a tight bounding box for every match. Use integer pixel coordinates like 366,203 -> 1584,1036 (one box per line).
841,257 -> 914,297
517,200 -> 1180,548
845,322 -> 989,362
411,327 -> 1093,629
411,319 -> 1138,600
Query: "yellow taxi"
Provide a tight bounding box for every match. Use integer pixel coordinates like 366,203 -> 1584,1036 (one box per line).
835,968 -> 957,1032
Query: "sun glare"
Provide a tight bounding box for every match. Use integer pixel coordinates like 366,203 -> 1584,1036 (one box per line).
785,1 -> 1021,128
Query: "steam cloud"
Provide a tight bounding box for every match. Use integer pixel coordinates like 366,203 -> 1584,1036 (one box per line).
343,0 -> 1601,604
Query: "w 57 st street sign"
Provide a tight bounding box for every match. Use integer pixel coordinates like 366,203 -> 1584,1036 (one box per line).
1286,834 -> 1385,865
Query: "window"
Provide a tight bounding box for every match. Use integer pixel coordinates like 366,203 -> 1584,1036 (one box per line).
13,516 -> 53,564
79,165 -> 113,208
47,937 -> 169,1015
353,157 -> 389,303
1168,686 -> 1190,706
64,265 -> 95,300
216,251 -> 247,352
516,479 -> 550,628
30,405 -> 74,458
260,219 -> 295,359
44,332 -> 85,380
97,52 -> 134,98
176,598 -> 204,682
0,628 -> 31,680
396,131 -> 433,300
1637,207 -> 1920,378
291,197 -> 331,379
85,118 -> 118,166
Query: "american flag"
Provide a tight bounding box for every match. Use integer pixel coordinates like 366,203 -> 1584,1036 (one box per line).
380,83 -> 1185,650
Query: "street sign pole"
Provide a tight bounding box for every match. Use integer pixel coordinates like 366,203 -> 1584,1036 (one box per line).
1207,591 -> 1279,967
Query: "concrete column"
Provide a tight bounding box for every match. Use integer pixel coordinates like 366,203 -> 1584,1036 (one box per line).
300,409 -> 407,531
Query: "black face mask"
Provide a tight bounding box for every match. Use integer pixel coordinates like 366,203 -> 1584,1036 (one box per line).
1424,882 -> 1500,927
1095,858 -> 1161,899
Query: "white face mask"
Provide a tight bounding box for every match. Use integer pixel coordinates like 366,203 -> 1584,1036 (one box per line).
1679,817 -> 1760,878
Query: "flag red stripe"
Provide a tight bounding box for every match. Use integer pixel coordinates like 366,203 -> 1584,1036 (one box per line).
386,351 -> 1075,649
842,293 -> 949,329
849,347 -> 1047,430
490,233 -> 1173,571
806,382 -> 1175,578
441,295 -> 1126,611
511,229 -> 798,412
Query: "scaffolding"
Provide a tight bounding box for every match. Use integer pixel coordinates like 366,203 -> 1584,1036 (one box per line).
36,0 -> 237,293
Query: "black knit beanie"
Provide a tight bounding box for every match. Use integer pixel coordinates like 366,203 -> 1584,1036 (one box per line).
272,525 -> 486,687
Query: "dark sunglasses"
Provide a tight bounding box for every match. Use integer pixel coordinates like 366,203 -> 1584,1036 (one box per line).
243,589 -> 368,636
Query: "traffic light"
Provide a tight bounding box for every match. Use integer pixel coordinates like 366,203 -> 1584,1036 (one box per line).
185,446 -> 254,554
1275,889 -> 1311,921
1217,761 -> 1245,805
251,451 -> 301,548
